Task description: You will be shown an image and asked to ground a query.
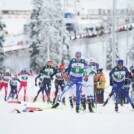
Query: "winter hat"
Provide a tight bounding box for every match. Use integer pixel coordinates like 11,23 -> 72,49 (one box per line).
117,60 -> 123,65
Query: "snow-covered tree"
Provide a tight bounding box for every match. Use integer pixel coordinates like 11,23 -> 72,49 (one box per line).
115,41 -> 119,63
106,38 -> 112,70
29,0 -> 71,72
0,16 -> 5,69
43,0 -> 71,66
128,37 -> 134,63
29,0 -> 46,73
106,36 -> 119,70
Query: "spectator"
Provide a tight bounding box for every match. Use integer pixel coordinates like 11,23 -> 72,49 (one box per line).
94,68 -> 106,104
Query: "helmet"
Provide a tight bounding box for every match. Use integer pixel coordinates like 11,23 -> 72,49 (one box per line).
75,51 -> 81,57
88,57 -> 95,65
22,68 -> 28,74
117,60 -> 123,65
59,64 -> 65,70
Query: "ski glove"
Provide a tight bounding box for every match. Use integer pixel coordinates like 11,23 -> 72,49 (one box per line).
84,76 -> 88,82
64,75 -> 70,82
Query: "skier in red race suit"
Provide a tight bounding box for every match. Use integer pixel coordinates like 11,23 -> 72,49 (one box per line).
0,69 -> 11,101
16,68 -> 33,101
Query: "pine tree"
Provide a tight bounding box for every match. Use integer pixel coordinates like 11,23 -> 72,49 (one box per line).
62,35 -> 71,66
29,0 -> 71,72
115,41 -> 119,63
29,0 -> 45,73
43,0 -> 71,66
128,37 -> 134,63
106,38 -> 112,70
0,16 -> 5,69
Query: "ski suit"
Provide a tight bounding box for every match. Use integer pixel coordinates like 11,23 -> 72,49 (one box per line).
109,66 -> 133,108
40,65 -> 56,101
34,73 -> 49,102
82,64 -> 97,103
0,73 -> 11,100
7,78 -> 20,100
58,58 -> 87,109
51,68 -> 66,104
17,71 -> 32,100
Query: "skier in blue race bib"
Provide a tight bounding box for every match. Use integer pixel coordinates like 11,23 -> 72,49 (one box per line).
7,75 -> 20,101
109,59 -> 134,112
52,51 -> 88,113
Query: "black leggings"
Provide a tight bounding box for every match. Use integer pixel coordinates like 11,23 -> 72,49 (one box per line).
54,80 -> 65,100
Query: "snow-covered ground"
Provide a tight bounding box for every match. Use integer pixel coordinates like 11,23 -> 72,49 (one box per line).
0,99 -> 134,134
0,70 -> 134,134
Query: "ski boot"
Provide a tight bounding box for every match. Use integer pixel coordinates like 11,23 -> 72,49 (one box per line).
23,96 -> 26,101
81,99 -> 86,110
115,103 -> 118,112
69,97 -> 74,108
81,101 -> 86,110
81,95 -> 86,110
115,106 -> 118,112
131,103 -> 134,109
76,107 -> 80,113
88,103 -> 94,113
4,96 -> 7,101
52,102 -> 60,108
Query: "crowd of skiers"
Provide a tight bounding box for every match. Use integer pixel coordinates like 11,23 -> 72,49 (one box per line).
0,51 -> 134,113
0,68 -> 33,101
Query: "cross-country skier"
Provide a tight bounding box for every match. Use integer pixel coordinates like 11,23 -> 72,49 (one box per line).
51,64 -> 66,105
104,64 -> 133,107
40,61 -> 56,103
16,68 -> 33,101
33,73 -> 49,102
109,59 -> 134,112
7,75 -> 20,101
0,69 -> 11,101
81,59 -> 98,112
52,51 -> 88,113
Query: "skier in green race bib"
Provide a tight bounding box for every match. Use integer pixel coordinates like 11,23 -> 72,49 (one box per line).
52,51 -> 88,113
109,60 -> 134,112
81,59 -> 98,112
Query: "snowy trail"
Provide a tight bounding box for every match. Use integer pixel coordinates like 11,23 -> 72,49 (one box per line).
0,101 -> 134,134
